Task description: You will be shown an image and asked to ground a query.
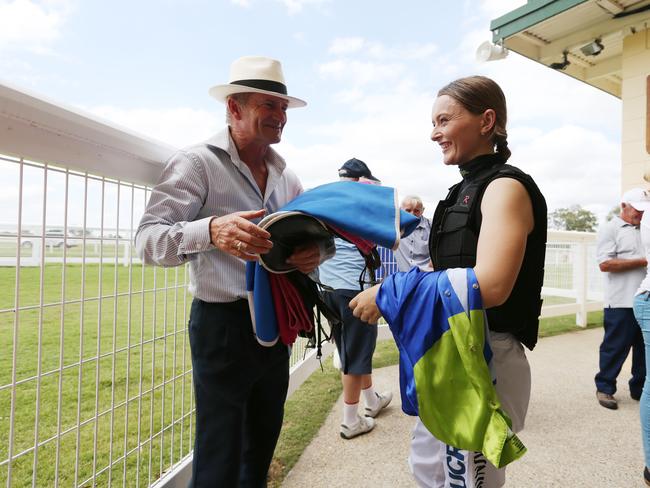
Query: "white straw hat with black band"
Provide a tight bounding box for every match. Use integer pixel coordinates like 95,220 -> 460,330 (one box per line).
209,56 -> 307,108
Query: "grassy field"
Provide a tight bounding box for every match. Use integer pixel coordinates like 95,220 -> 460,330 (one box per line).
0,261 -> 605,487
0,263 -> 195,487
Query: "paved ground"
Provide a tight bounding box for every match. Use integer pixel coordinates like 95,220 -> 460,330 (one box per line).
282,327 -> 643,487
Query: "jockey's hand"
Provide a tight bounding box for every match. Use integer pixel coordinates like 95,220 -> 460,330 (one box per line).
349,284 -> 382,325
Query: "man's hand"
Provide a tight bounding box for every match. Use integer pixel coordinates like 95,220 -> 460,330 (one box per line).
210,209 -> 273,261
287,243 -> 321,274
349,284 -> 382,324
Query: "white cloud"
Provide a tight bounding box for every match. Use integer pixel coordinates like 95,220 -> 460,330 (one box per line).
328,37 -> 365,55
327,37 -> 438,61
308,23 -> 622,221
88,106 -> 221,149
512,124 -> 620,220
0,0 -> 72,53
478,0 -> 527,18
276,0 -> 330,15
318,59 -> 406,87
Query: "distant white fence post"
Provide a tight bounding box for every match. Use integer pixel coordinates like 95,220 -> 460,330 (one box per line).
31,239 -> 41,266
122,240 -> 130,266
573,239 -> 589,327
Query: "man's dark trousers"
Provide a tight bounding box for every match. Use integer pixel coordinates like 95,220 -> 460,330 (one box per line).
188,298 -> 289,487
595,307 -> 646,398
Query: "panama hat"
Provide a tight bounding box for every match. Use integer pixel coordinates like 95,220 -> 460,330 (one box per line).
209,56 -> 306,108
256,211 -> 333,273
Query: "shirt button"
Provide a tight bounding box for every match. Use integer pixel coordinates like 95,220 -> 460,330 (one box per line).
444,290 -> 451,297
472,283 -> 479,289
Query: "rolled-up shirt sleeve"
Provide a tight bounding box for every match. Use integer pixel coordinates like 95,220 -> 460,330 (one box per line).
136,150 -> 213,267
596,221 -> 616,264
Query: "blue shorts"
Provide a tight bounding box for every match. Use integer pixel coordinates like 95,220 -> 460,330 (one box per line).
323,289 -> 378,375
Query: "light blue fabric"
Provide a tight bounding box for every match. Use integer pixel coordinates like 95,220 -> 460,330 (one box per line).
318,238 -> 366,291
246,181 -> 418,347
633,294 -> 650,467
280,181 -> 419,250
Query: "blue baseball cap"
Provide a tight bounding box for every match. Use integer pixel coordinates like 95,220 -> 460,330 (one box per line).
338,158 -> 380,182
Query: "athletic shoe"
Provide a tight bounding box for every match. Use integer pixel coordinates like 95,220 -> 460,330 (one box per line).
364,391 -> 393,418
644,466 -> 650,486
596,391 -> 618,410
340,414 -> 375,439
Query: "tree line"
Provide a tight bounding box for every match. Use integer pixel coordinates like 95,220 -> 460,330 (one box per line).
548,205 -> 620,233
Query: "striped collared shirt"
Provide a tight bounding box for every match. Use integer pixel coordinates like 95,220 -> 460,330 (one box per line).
135,127 -> 303,302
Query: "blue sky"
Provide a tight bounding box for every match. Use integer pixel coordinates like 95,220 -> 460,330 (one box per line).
1,0 -> 623,225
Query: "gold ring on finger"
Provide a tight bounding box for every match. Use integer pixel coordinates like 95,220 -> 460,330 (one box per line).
236,240 -> 243,251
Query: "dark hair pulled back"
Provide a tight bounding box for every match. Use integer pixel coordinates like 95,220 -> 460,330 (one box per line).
437,75 -> 511,162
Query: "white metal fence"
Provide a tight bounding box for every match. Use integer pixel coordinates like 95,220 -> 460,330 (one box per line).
0,80 -> 605,487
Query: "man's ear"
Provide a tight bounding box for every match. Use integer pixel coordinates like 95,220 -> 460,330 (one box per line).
481,109 -> 496,135
227,97 -> 242,120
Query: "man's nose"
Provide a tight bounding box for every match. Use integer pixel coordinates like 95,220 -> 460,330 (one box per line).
275,108 -> 287,123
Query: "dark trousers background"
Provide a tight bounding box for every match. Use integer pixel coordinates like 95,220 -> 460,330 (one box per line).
595,307 -> 645,397
188,298 -> 289,487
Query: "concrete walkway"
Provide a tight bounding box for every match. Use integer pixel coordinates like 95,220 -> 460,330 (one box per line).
282,328 -> 643,487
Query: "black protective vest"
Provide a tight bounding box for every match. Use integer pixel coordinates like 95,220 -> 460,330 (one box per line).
429,154 -> 547,350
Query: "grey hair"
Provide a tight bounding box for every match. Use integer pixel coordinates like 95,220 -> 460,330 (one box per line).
225,93 -> 252,126
401,195 -> 423,208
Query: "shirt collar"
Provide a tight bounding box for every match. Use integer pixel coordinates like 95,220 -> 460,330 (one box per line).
614,215 -> 637,228
203,127 -> 287,173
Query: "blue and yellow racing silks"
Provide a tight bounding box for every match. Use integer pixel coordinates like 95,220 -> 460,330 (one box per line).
376,267 -> 526,468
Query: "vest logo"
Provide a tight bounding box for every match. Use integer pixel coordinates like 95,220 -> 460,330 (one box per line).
462,195 -> 470,205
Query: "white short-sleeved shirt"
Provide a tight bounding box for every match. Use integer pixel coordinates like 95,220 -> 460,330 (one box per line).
596,216 -> 646,307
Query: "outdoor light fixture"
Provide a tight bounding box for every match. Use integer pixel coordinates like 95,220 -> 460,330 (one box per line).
550,51 -> 571,70
580,38 -> 604,56
475,41 -> 508,62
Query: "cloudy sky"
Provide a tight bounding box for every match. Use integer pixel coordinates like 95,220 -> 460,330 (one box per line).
0,0 -> 622,224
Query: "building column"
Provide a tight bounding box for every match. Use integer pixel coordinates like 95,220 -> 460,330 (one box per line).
621,27 -> 650,191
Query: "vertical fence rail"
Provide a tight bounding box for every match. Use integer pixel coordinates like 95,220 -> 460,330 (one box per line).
54,169 -> 69,485
0,154 -> 196,487
6,158 -> 24,488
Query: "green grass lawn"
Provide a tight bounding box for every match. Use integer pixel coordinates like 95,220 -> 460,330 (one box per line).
0,263 -> 195,487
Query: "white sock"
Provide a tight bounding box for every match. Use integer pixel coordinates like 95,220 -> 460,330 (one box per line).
362,386 -> 379,410
343,402 -> 359,426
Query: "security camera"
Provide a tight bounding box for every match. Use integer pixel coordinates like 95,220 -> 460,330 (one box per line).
580,39 -> 604,56
476,41 -> 508,62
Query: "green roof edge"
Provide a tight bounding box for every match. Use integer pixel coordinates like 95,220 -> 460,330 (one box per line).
490,0 -> 589,42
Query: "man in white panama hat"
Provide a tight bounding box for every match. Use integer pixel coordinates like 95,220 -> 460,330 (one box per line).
136,56 -> 321,487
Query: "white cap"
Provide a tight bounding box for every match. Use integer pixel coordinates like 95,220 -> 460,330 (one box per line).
621,188 -> 650,211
